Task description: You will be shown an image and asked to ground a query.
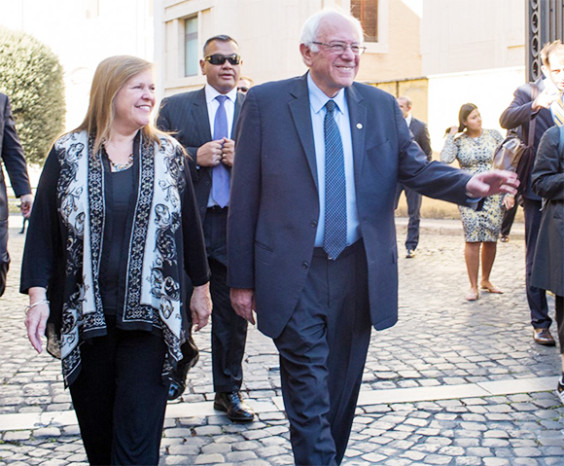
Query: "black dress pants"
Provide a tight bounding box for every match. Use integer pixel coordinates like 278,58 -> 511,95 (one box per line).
523,198 -> 550,328
203,207 -> 248,392
395,184 -> 422,251
274,241 -> 371,465
69,323 -> 169,465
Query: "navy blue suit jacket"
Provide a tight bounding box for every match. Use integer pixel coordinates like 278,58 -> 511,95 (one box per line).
410,117 -> 432,161
156,88 -> 244,220
0,93 -> 31,221
227,74 -> 475,339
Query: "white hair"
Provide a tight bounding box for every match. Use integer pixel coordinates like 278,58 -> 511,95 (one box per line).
300,8 -> 364,52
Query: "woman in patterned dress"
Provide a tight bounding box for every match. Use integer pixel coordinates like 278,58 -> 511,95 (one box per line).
441,103 -> 508,301
21,56 -> 212,465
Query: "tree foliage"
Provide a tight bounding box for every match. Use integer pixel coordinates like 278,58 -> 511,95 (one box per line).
0,27 -> 65,166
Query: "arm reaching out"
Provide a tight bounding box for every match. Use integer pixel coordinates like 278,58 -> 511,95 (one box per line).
466,170 -> 519,198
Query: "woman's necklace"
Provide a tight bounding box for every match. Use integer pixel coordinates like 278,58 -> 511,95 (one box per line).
109,153 -> 134,172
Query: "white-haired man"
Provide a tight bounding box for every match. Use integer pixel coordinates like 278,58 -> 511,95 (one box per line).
228,9 -> 519,464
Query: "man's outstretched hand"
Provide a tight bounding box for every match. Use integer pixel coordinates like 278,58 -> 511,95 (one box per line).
466,170 -> 519,198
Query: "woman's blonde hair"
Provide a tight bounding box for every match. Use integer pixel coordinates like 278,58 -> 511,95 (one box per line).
75,55 -> 165,154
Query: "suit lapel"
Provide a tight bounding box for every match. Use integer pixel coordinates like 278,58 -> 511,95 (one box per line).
288,75 -> 318,188
346,84 -> 367,179
191,88 -> 212,142
233,93 -> 244,136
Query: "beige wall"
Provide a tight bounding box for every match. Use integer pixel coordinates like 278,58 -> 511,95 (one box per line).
357,0 -> 422,83
156,0 -> 424,98
421,0 -> 525,76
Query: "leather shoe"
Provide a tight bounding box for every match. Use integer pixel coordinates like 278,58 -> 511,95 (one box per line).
533,328 -> 556,346
214,391 -> 255,422
406,249 -> 416,259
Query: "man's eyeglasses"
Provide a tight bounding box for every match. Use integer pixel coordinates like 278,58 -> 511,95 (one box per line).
204,54 -> 241,65
312,41 -> 367,55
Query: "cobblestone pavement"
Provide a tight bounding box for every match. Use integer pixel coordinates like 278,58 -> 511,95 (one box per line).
1,218 -> 563,465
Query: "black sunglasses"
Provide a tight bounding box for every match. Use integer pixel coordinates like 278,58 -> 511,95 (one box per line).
205,54 -> 241,65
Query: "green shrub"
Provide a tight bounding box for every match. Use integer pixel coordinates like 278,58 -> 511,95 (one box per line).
0,27 -> 65,166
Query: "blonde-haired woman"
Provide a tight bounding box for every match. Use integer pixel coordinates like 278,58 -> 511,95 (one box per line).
21,56 -> 211,465
441,103 -> 506,301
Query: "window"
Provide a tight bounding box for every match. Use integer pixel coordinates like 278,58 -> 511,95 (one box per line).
351,0 -> 378,43
184,16 -> 198,77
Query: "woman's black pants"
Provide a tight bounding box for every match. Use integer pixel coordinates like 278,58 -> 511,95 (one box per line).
69,324 -> 169,465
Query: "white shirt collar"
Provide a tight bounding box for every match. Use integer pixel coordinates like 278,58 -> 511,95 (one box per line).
204,83 -> 238,103
307,73 -> 346,115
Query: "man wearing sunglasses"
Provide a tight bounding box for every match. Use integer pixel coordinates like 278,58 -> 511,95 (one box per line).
157,34 -> 254,422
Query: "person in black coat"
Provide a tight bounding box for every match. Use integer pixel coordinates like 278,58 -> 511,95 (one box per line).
531,125 -> 564,403
395,96 -> 432,258
500,40 -> 564,346
0,92 -> 33,296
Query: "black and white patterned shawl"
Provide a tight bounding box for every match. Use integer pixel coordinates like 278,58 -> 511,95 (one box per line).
55,130 -> 185,386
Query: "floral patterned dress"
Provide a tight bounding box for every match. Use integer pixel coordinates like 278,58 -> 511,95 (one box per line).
440,129 -> 504,242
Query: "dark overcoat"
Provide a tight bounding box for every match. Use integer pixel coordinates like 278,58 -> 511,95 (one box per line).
531,125 -> 564,296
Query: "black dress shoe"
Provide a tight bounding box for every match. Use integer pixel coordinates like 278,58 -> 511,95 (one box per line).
533,328 -> 556,346
214,391 -> 255,422
167,336 -> 199,401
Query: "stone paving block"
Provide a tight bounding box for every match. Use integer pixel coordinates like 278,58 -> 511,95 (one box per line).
256,442 -> 291,458
193,453 -> 225,464
267,454 -> 294,464
380,458 -> 413,466
229,440 -> 261,451
423,454 -> 452,465
482,457 -> 511,465
400,449 -> 425,461
164,455 -> 196,464
61,454 -> 86,462
167,443 -> 203,455
360,452 -> 386,463
482,438 -> 510,448
201,442 -> 231,454
32,427 -> 61,438
2,430 -> 31,442
512,459 -> 539,466
454,456 -> 481,465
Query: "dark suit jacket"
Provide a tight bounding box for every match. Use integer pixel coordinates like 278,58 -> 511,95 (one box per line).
156,88 -> 244,220
227,74 -> 475,339
410,117 -> 432,161
500,78 -> 554,200
0,93 -> 31,264
0,93 -> 31,220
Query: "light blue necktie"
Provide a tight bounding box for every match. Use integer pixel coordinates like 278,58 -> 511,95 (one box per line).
323,99 -> 347,259
212,95 -> 230,207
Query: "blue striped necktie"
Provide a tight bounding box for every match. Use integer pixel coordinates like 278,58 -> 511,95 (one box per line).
323,99 -> 347,260
212,95 -> 230,207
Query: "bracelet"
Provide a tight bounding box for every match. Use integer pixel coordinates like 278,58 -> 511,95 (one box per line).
26,300 -> 49,312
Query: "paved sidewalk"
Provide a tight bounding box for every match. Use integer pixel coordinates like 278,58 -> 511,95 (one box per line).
0,217 -> 562,465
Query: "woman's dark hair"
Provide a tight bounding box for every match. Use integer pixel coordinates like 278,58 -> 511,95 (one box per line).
457,103 -> 478,133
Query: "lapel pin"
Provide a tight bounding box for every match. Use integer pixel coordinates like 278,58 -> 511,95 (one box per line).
356,123 -> 363,129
